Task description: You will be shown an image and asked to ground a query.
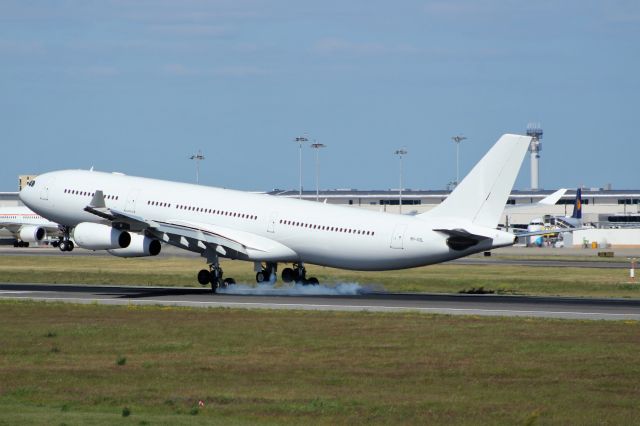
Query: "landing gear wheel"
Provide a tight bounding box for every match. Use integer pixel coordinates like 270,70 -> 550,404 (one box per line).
256,271 -> 267,283
59,240 -> 74,252
51,240 -> 59,248
281,268 -> 294,283
292,263 -> 307,284
197,269 -> 210,285
307,277 -> 319,285
221,277 -> 236,289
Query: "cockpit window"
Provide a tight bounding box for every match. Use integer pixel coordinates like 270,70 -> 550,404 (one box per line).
28,180 -> 36,187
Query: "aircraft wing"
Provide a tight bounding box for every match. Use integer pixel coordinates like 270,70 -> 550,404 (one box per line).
84,191 -> 297,261
513,227 -> 588,238
505,188 -> 567,211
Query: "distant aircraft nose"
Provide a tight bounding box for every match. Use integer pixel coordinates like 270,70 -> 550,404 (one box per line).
19,176 -> 41,210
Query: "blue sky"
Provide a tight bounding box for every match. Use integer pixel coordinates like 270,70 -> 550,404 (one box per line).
1,0 -> 638,192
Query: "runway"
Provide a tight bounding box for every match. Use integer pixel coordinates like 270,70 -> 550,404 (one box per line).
1,283 -> 639,321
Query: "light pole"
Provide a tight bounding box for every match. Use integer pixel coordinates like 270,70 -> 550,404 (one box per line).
310,141 -> 326,202
451,135 -> 467,187
394,148 -> 408,214
189,150 -> 205,184
294,136 -> 308,199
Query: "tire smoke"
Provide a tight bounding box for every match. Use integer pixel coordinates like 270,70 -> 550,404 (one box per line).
217,282 -> 373,296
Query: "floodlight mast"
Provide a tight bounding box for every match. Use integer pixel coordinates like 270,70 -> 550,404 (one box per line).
451,135 -> 467,187
394,148 -> 408,214
310,142 -> 326,202
294,136 -> 309,199
189,150 -> 205,184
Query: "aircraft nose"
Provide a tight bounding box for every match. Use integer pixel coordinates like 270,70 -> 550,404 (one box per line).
19,177 -> 39,208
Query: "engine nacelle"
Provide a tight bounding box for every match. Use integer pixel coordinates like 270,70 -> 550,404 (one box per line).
73,222 -> 131,250
19,225 -> 45,242
107,234 -> 161,258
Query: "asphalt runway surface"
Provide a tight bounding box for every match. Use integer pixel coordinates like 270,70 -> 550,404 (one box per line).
1,283 -> 639,321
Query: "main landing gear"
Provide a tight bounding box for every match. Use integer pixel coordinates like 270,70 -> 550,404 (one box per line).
281,263 -> 319,285
255,262 -> 277,284
57,227 -> 74,252
13,240 -> 29,247
197,265 -> 236,293
253,262 -> 318,285
196,252 -> 320,294
197,250 -> 236,293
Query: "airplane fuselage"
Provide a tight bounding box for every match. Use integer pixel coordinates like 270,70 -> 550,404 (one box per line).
20,170 -> 510,270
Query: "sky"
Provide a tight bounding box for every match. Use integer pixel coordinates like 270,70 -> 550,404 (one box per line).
1,0 -> 638,192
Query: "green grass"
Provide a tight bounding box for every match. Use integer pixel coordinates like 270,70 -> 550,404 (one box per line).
0,255 -> 638,298
0,301 -> 638,424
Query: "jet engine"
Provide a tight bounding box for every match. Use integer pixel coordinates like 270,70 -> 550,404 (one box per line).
107,234 -> 161,258
18,225 -> 45,242
72,222 -> 131,250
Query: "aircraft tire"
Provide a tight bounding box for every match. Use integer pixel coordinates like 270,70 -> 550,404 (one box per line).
256,271 -> 266,283
281,268 -> 294,283
197,269 -> 210,285
307,277 -> 319,285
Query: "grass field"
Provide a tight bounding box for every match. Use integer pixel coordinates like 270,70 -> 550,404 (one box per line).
1,255 -> 638,298
0,301 -> 638,425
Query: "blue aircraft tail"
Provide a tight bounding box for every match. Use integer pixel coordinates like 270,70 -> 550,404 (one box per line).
571,188 -> 582,219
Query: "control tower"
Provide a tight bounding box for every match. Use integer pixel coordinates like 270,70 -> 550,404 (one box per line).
526,123 -> 543,190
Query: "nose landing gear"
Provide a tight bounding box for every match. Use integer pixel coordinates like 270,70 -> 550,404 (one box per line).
57,227 -> 74,252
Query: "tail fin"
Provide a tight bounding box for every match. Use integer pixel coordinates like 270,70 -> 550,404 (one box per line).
571,188 -> 582,219
418,134 -> 531,228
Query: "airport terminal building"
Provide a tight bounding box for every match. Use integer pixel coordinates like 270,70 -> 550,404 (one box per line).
268,188 -> 640,225
3,183 -> 639,247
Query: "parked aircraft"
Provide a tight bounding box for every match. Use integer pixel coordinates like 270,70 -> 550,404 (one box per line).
0,206 -> 61,247
527,188 -> 583,246
20,134 -> 534,292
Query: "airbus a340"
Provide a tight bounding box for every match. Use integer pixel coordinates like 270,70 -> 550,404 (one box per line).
20,134 -> 533,292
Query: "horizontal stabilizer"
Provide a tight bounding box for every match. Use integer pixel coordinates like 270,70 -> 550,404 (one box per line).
434,228 -> 489,251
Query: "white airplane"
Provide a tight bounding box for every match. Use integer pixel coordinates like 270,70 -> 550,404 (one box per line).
0,206 -> 61,247
20,134 -> 533,292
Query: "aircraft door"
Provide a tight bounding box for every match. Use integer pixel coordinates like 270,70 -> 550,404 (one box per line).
267,212 -> 278,233
39,178 -> 54,201
390,224 -> 407,249
124,189 -> 141,213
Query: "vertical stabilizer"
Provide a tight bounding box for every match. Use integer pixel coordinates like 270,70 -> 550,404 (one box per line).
419,134 -> 531,228
571,188 -> 582,219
